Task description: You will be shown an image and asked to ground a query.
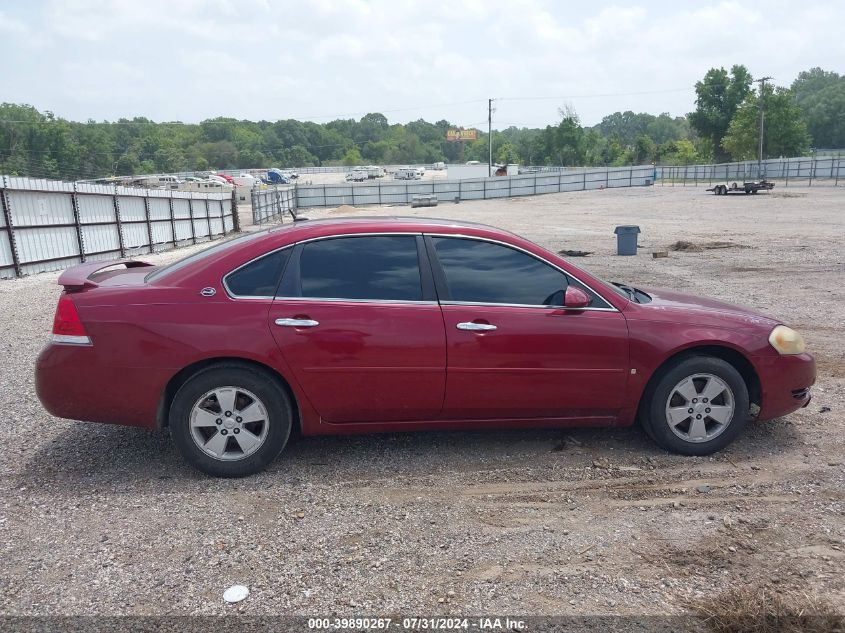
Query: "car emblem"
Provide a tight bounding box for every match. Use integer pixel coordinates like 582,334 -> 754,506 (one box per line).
200,287 -> 216,297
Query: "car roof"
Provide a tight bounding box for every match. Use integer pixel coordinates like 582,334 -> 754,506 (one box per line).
268,215 -> 514,240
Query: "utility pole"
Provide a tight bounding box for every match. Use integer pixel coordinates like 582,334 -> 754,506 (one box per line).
488,98 -> 493,177
755,76 -> 772,179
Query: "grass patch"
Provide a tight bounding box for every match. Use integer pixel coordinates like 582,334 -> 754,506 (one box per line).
691,585 -> 843,633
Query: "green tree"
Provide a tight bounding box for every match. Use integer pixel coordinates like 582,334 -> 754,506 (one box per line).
341,147 -> 363,166
689,65 -> 753,162
721,85 -> 811,160
791,68 -> 845,148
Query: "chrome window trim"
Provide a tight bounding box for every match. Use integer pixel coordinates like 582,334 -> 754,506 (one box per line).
439,300 -> 618,312
275,297 -> 439,305
426,232 -> 620,312
222,230 -> 621,312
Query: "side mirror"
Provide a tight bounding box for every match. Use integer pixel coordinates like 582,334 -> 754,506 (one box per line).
564,286 -> 591,309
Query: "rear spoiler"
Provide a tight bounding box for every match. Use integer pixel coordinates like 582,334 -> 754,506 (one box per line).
57,260 -> 153,290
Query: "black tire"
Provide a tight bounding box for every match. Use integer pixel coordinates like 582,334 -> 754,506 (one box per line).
169,363 -> 293,477
640,356 -> 749,456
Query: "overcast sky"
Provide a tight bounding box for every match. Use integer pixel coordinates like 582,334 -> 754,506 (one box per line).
1,0 -> 842,129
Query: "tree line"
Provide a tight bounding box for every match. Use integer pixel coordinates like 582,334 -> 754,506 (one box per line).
1,66 -> 841,181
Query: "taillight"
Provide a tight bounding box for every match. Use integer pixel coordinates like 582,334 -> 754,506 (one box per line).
51,293 -> 92,345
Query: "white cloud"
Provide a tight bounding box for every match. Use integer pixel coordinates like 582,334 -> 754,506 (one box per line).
0,0 -> 843,126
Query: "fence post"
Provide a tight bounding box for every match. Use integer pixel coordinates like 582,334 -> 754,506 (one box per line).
70,183 -> 86,263
558,171 -> 562,193
582,170 -> 586,191
836,158 -> 840,186
810,159 -> 815,187
483,177 -> 487,199
533,174 -> 537,196
113,186 -> 126,258
351,182 -> 356,207
250,187 -> 258,226
203,195 -> 212,240
167,191 -> 177,249
143,194 -> 154,254
231,188 -> 239,232
186,195 -> 197,244
629,167 -> 633,187
605,167 -> 609,188
0,176 -> 21,277
459,179 -> 463,201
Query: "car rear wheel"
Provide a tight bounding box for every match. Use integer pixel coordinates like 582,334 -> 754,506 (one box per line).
641,356 -> 749,455
169,364 -> 292,477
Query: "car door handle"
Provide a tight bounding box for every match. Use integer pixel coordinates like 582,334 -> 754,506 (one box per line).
275,318 -> 320,328
456,322 -> 497,332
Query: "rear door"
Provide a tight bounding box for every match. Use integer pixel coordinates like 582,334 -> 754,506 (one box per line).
427,235 -> 629,421
268,234 -> 446,423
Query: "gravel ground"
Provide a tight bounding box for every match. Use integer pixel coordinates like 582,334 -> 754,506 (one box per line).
1,185 -> 843,620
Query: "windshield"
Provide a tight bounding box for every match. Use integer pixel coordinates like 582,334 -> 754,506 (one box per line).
145,230 -> 269,282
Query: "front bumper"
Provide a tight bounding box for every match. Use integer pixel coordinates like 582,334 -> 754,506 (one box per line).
754,352 -> 816,421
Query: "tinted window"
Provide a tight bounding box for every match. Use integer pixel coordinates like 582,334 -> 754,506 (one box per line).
297,236 -> 422,301
433,237 -> 571,306
146,230 -> 270,282
226,248 -> 291,297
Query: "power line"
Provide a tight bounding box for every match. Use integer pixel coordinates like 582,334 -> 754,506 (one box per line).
497,87 -> 693,102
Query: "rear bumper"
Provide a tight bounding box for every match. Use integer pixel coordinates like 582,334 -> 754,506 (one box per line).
754,352 -> 816,421
35,342 -> 171,428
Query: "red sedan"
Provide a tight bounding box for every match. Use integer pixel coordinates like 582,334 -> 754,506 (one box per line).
36,218 -> 815,477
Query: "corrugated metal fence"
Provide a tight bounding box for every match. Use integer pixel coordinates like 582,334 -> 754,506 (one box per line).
251,186 -> 297,224
0,176 -> 237,279
656,156 -> 843,185
293,165 -> 654,208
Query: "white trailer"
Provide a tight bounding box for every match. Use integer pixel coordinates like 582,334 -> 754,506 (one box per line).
395,167 -> 421,180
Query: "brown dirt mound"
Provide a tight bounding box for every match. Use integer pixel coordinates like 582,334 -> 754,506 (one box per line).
670,240 -> 704,252
670,240 -> 750,252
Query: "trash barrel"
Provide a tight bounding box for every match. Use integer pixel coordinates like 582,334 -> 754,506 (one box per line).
614,225 -> 640,256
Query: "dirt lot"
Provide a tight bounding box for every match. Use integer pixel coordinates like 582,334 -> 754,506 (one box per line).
1,185 -> 843,622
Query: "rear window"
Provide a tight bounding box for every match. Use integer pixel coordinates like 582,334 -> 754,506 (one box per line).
225,248 -> 291,298
145,230 -> 269,282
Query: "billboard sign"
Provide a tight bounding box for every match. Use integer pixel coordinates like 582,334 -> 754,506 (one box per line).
447,129 -> 478,142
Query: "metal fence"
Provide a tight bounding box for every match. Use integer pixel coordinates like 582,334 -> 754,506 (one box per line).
656,156 -> 843,186
250,185 -> 298,224
0,175 -> 237,279
293,165 -> 654,208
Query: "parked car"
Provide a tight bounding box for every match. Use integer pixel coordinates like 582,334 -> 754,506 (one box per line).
266,168 -> 291,184
36,218 -> 814,477
233,174 -> 258,187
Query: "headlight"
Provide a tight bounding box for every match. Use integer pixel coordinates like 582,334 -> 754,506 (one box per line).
768,325 -> 806,355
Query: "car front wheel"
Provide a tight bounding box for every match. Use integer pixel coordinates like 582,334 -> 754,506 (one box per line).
641,356 -> 749,455
169,364 -> 292,477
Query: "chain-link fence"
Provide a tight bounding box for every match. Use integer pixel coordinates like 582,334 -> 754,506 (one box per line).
292,165 -> 654,208
250,186 -> 297,224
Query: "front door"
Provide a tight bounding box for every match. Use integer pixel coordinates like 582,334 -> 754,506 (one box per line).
428,236 -> 629,420
269,234 -> 446,423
